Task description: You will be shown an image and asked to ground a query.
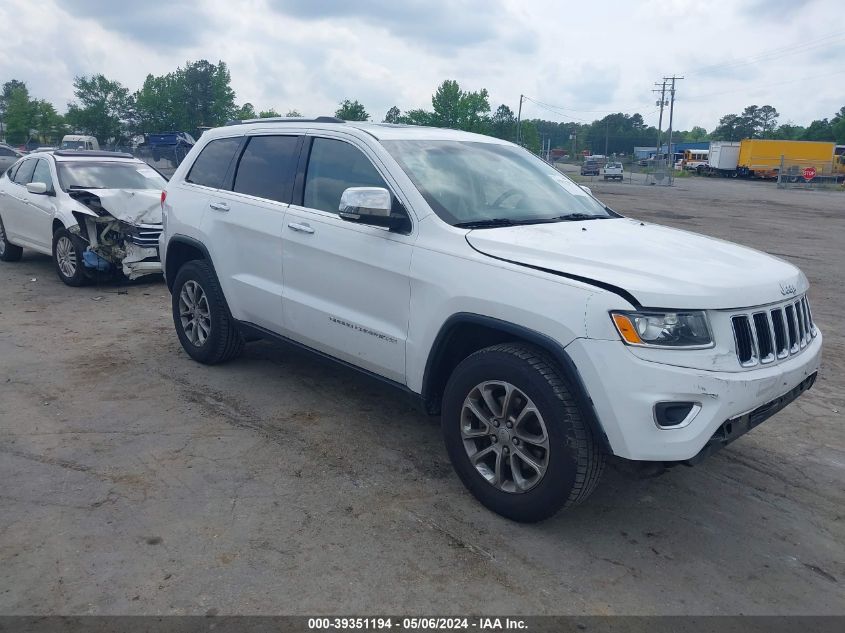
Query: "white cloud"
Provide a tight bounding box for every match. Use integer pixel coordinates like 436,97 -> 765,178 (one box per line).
0,0 -> 842,132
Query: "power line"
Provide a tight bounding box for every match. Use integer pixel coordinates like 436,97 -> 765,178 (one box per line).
683,68 -> 845,101
683,31 -> 845,78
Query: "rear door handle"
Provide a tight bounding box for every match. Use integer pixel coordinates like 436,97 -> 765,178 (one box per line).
287,222 -> 315,235
209,201 -> 230,212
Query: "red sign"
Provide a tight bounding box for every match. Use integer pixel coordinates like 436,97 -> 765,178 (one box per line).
803,166 -> 817,181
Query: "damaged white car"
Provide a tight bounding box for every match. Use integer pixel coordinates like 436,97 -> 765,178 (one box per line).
0,150 -> 166,285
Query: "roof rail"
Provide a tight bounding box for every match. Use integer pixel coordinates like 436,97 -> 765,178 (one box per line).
53,150 -> 135,159
224,116 -> 345,126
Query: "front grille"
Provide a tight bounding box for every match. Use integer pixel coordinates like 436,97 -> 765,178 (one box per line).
126,224 -> 162,248
730,296 -> 816,367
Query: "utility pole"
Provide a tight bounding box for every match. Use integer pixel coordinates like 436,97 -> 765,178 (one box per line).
516,94 -> 524,145
570,129 -> 577,160
664,75 -> 683,184
653,80 -> 667,162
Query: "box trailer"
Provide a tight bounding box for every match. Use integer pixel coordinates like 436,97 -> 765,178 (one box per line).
736,139 -> 836,179
705,141 -> 741,177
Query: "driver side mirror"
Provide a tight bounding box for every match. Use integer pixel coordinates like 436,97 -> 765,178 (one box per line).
26,182 -> 49,195
339,187 -> 410,232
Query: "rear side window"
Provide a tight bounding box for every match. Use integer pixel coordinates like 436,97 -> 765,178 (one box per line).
304,138 -> 388,214
185,137 -> 241,189
13,159 -> 36,185
233,135 -> 299,203
6,160 -> 22,180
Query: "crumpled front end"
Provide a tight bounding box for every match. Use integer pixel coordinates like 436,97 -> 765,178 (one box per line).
69,189 -> 163,280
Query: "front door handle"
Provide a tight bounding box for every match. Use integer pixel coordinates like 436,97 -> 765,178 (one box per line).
287,222 -> 315,235
209,201 -> 230,212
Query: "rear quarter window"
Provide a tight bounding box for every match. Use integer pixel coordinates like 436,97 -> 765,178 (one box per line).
185,137 -> 242,189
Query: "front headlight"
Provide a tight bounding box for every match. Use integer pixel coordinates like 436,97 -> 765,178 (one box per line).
610,310 -> 713,348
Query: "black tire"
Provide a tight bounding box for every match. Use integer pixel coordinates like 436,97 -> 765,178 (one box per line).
441,343 -> 605,522
52,228 -> 90,286
171,259 -> 244,364
0,214 -> 23,262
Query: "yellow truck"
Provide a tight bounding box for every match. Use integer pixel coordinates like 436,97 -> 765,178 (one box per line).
736,139 -> 842,180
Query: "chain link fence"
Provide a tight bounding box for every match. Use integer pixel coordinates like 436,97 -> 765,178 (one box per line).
776,156 -> 844,190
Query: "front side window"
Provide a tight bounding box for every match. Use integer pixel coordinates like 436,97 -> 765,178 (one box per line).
186,137 -> 242,189
13,159 -> 36,185
303,138 -> 388,214
233,135 -> 299,203
31,159 -> 54,192
382,140 -> 613,226
57,161 -> 167,191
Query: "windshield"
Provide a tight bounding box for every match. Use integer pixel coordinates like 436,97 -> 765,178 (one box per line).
61,141 -> 86,149
57,161 -> 167,191
382,140 -> 614,226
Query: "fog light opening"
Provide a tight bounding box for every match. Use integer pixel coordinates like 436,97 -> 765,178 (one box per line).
654,401 -> 701,429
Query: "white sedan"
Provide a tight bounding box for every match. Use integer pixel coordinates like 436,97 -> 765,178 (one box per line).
0,150 -> 167,286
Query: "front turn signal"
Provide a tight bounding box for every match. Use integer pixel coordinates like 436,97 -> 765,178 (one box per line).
611,313 -> 643,345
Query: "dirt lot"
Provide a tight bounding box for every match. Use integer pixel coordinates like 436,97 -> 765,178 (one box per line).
1,176 -> 843,615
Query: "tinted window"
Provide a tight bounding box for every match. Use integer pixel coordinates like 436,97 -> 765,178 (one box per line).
233,135 -> 299,203
304,138 -> 388,214
186,137 -> 242,188
13,159 -> 36,185
31,159 -> 54,191
0,147 -> 15,157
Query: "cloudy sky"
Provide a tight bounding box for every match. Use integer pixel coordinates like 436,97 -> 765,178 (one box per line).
1,0 -> 843,132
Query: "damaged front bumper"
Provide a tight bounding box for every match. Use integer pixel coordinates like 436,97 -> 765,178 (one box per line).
76,217 -> 162,279
69,188 -> 163,280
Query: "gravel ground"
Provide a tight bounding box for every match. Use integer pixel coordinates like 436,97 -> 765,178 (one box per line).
1,175 -> 843,615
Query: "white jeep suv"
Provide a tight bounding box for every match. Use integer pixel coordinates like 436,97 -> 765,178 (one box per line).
159,117 -> 822,522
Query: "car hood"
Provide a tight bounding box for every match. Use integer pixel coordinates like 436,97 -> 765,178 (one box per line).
465,217 -> 807,309
69,189 -> 162,225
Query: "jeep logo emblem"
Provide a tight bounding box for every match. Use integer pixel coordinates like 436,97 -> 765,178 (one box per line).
780,282 -> 798,296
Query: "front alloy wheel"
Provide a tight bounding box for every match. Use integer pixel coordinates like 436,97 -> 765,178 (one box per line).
178,280 -> 211,347
461,381 -> 549,493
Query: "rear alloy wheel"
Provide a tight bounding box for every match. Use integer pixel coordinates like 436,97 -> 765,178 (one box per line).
442,343 -> 605,522
172,260 -> 244,364
52,228 -> 89,286
0,215 -> 23,262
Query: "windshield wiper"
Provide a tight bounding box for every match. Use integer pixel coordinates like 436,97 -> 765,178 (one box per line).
555,213 -> 607,221
454,217 -> 566,229
454,218 -> 517,228
68,185 -> 104,190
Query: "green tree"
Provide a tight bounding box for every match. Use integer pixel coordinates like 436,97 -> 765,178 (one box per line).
832,106 -> 845,143
285,109 -> 302,117
490,104 -> 516,141
335,99 -> 369,121
4,84 -> 35,145
1,79 -> 27,134
685,126 -> 708,141
383,106 -> 401,123
774,122 -> 806,140
520,120 -> 541,153
802,118 -> 834,141
134,60 -> 236,134
232,103 -> 257,120
259,109 -> 281,118
398,108 -> 433,126
429,80 -> 490,132
65,74 -> 132,143
712,114 -> 743,141
32,100 -> 65,143
758,105 -> 779,137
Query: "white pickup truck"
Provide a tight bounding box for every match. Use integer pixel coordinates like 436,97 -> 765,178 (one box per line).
601,162 -> 624,181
